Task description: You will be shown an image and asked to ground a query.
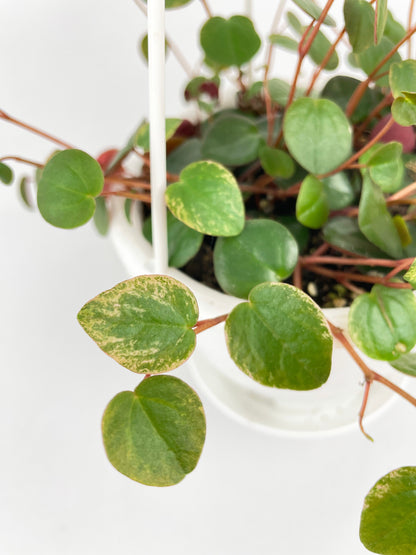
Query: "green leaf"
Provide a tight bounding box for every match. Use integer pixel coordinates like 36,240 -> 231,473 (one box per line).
166,138 -> 203,175
37,149 -> 104,229
143,210 -> 203,268
323,216 -> 389,258
200,16 -> 261,68
284,98 -> 352,175
358,173 -> 404,258
77,275 -> 199,373
393,215 -> 412,248
143,0 -> 193,7
225,282 -> 333,390
390,351 -> 416,377
404,259 -> 416,288
102,376 -> 205,487
384,11 -> 406,44
259,143 -> 295,178
390,60 -> 416,99
0,162 -> 13,185
392,97 -> 416,126
268,34 -> 298,51
290,0 -> 336,26
296,175 -> 329,229
165,161 -> 245,237
353,37 -> 401,87
360,467 -> 416,554
375,0 -> 388,43
201,114 -> 261,166
140,34 -> 168,62
322,172 -> 355,210
361,142 -> 404,193
287,12 -> 303,34
302,27 -> 339,70
93,196 -> 110,236
267,78 -> 292,106
213,220 -> 299,299
344,0 -> 375,53
135,118 -> 182,152
19,176 -> 34,209
348,284 -> 416,360
321,76 -> 381,124
276,216 -> 310,253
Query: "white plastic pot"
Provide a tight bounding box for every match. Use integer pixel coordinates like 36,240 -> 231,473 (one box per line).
110,198 -> 405,437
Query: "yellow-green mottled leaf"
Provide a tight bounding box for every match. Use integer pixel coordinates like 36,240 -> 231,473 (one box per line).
165,161 -> 245,237
102,376 -> 205,486
392,97 -> 416,126
404,259 -> 416,288
360,467 -> 416,554
225,282 -> 333,390
77,275 -> 199,373
37,149 -> 104,229
348,284 -> 416,360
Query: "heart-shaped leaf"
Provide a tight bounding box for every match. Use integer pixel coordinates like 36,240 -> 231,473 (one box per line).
214,220 -> 299,299
77,275 -> 199,373
284,98 -> 352,175
344,0 -> 375,53
0,162 -> 13,185
392,97 -> 416,126
165,161 -> 245,236
143,210 -> 203,268
103,375 -> 206,486
37,149 -> 104,229
259,143 -> 295,178
200,16 -> 261,67
348,284 -> 416,360
225,282 -> 333,390
290,0 -> 336,26
358,173 -> 403,258
360,467 -> 416,554
296,175 -> 329,229
323,217 -> 389,258
201,114 -> 261,166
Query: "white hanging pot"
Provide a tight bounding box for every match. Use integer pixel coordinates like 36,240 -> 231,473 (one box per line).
109,197 -> 405,437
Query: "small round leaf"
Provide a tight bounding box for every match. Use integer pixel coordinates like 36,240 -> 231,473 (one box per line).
214,219 -> 299,299
392,97 -> 416,126
296,175 -> 329,229
0,162 -> 13,185
37,149 -> 104,229
360,467 -> 416,554
225,282 -> 333,390
259,144 -> 295,178
200,16 -> 261,68
165,161 -> 245,237
348,284 -> 416,360
284,98 -> 352,175
77,275 -> 199,373
103,376 -> 206,486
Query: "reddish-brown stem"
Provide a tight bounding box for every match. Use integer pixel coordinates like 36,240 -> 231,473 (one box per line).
0,155 -> 44,168
133,149 -> 178,182
301,255 -> 414,269
346,22 -> 416,118
359,379 -> 374,441
199,0 -> 212,17
193,314 -> 228,334
312,242 -> 330,257
354,93 -> 394,142
372,373 -> 416,408
101,190 -> 151,203
387,180 -> 416,202
339,279 -> 366,295
306,263 -> 412,288
384,258 -> 414,280
305,27 -> 346,96
144,373 -> 152,379
104,176 -> 151,189
293,261 -> 302,290
318,116 -> 394,178
0,109 -> 74,150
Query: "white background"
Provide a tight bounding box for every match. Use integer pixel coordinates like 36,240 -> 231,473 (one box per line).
1,1 -> 415,554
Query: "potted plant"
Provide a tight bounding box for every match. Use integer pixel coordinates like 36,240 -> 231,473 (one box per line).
3,0 -> 416,552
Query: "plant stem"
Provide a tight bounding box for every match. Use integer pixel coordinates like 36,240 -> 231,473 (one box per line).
301,255 -> 414,269
104,175 -> 151,189
305,263 -> 412,288
0,109 -> 74,150
346,22 -> 416,118
193,314 -> 228,334
101,190 -> 151,202
354,93 -> 393,143
0,155 -> 44,168
305,27 -> 345,96
387,180 -> 416,202
359,379 -> 374,441
199,0 -> 212,17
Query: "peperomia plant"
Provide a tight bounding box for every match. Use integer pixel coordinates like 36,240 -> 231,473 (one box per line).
3,0 -> 416,552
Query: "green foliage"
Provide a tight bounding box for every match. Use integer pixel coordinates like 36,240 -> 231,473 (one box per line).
77,275 -> 199,373
268,34 -> 298,52
322,172 -> 355,210
267,79 -> 293,106
37,149 -> 104,229
225,283 -> 333,390
284,98 -> 352,175
301,26 -> 339,70
344,0 -> 375,53
140,34 -> 168,62
348,285 -> 416,360
258,143 -> 295,178
375,0 -> 388,44
202,114 -> 261,166
352,37 -> 401,86
200,16 -> 261,68
323,217 -> 388,258
360,142 -> 404,193
135,118 -> 182,152
360,467 -> 416,554
165,161 -> 245,236
213,220 -> 299,299
0,162 -> 13,185
166,138 -> 203,174
390,352 -> 416,377
290,0 -> 336,26
404,260 -> 416,288
102,375 -> 205,486
143,210 -> 203,268
296,175 -> 329,229
93,196 -> 110,236
358,173 -> 404,258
